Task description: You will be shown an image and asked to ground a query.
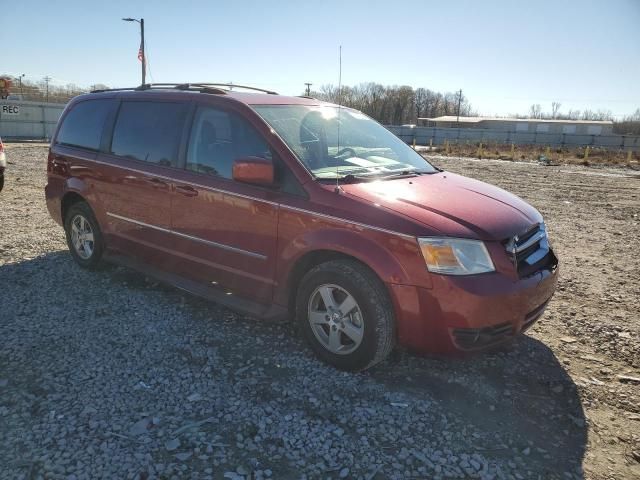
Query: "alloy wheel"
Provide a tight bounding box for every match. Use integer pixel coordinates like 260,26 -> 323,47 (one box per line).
70,214 -> 95,260
307,284 -> 364,355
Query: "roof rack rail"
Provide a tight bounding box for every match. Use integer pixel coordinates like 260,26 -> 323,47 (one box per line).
91,83 -> 227,94
90,83 -> 278,95
188,83 -> 278,95
139,83 -> 228,94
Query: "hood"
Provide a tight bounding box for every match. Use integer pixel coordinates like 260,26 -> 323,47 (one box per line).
340,172 -> 542,240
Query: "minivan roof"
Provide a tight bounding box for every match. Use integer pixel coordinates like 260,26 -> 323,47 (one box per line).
221,91 -> 330,106
85,84 -> 333,107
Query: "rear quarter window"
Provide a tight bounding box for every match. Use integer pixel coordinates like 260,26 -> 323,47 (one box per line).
56,100 -> 114,151
110,101 -> 188,167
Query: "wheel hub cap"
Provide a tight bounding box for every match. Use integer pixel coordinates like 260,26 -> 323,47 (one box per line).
308,284 -> 364,355
70,214 -> 95,260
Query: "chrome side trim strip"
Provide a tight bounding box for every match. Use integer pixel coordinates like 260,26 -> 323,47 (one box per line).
106,212 -> 267,260
279,204 -> 415,240
111,231 -> 275,284
108,212 -> 172,234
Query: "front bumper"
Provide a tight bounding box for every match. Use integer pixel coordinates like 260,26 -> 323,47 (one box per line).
391,252 -> 558,355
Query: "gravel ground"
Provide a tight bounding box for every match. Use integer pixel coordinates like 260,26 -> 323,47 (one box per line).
0,144 -> 638,480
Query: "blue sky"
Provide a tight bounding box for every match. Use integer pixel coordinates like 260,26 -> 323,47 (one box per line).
3,0 -> 639,118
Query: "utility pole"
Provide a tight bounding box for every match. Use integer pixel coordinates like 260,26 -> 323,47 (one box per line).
456,89 -> 463,124
44,76 -> 51,103
140,18 -> 145,85
122,17 -> 146,85
19,74 -> 25,97
304,82 -> 312,96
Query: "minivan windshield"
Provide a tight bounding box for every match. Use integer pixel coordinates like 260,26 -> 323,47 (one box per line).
253,105 -> 438,180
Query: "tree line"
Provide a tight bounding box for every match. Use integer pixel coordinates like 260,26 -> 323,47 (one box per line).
523,103 -> 640,135
309,83 -> 475,125
1,75 -> 108,103
524,102 -> 616,121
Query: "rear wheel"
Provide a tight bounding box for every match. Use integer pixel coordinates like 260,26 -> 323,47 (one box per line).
64,202 -> 104,269
296,260 -> 395,371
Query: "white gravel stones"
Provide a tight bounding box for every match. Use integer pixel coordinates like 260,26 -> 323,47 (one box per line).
165,438 -> 181,452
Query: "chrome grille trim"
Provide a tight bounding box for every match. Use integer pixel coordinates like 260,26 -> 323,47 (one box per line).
512,230 -> 546,253
505,223 -> 551,276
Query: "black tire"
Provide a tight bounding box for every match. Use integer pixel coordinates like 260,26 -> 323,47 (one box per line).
296,260 -> 395,371
64,201 -> 105,269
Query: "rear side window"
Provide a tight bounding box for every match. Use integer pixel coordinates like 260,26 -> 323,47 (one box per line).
110,101 -> 188,167
56,100 -> 113,151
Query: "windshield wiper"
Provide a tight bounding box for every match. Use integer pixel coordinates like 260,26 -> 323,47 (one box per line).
378,170 -> 421,179
316,173 -> 375,184
378,169 -> 441,180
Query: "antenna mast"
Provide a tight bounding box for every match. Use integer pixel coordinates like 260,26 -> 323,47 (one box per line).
335,45 -> 342,193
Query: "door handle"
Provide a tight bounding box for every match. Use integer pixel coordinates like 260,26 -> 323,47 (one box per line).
146,177 -> 169,189
175,185 -> 199,197
51,154 -> 68,168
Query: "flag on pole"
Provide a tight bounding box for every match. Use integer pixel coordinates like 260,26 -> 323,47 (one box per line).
138,40 -> 144,63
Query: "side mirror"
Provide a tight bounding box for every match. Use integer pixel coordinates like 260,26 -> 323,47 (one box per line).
232,156 -> 274,186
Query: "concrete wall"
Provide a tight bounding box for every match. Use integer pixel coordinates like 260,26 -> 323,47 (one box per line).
0,100 -> 66,140
388,125 -> 640,151
426,120 -> 614,135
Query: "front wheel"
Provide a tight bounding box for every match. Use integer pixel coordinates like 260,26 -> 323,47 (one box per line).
64,201 -> 104,269
296,260 -> 395,371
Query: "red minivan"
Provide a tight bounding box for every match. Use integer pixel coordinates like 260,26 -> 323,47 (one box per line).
45,83 -> 558,371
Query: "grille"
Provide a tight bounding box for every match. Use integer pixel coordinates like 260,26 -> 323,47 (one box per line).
505,224 -> 554,277
451,322 -> 513,350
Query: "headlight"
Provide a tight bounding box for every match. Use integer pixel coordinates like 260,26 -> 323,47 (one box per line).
418,237 -> 495,275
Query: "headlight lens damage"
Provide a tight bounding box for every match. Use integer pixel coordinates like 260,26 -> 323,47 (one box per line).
418,237 -> 495,275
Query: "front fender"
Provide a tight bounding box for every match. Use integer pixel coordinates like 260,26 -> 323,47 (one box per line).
288,227 -> 411,282
275,224 -> 431,307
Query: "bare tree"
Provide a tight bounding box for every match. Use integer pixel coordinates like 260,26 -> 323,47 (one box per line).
414,88 -> 428,121
529,104 -> 542,119
581,109 -> 613,121
613,108 -> 640,135
551,101 -> 562,119
565,109 -> 581,120
629,108 -> 640,121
